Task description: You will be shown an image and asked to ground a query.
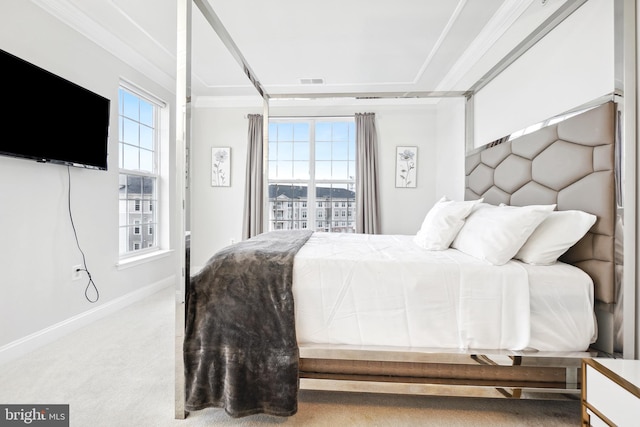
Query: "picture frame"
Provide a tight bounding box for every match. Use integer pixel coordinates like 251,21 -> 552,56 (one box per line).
211,147 -> 231,187
395,146 -> 417,188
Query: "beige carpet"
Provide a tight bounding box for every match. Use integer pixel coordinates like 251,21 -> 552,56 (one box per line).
0,287 -> 581,426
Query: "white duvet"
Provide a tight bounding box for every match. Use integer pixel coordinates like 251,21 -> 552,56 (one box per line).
292,233 -> 596,351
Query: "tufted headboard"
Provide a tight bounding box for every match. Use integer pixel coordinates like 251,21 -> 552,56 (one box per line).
465,102 -> 616,304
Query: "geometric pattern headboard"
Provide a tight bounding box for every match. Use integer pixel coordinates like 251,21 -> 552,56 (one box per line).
465,102 -> 616,304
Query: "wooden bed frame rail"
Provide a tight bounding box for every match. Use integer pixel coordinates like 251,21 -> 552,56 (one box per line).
298,346 -> 595,400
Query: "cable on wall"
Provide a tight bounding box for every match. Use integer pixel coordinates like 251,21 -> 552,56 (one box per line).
67,166 -> 100,303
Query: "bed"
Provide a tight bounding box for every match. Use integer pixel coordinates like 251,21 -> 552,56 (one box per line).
182,101 -> 618,418
294,232 -> 596,352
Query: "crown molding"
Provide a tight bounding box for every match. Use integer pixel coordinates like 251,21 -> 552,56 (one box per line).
194,95 -> 442,109
31,0 -> 175,93
413,0 -> 468,84
436,0 -> 535,91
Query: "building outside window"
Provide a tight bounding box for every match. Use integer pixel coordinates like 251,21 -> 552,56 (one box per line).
267,119 -> 356,232
118,84 -> 163,256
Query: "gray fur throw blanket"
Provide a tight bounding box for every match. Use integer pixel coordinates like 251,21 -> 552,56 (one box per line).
183,230 -> 313,418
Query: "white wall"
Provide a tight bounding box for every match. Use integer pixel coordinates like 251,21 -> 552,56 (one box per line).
474,0 -> 614,147
0,1 -> 177,351
190,107 -> 251,270
375,106 -> 438,235
189,100 -> 439,270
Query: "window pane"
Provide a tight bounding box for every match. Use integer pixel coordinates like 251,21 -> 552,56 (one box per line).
122,91 -> 139,120
142,177 -> 155,197
268,184 -> 308,231
277,160 -> 293,179
316,161 -> 331,180
277,123 -> 293,141
268,123 -> 278,141
293,123 -> 309,141
292,161 -> 309,179
123,118 -> 139,146
293,141 -> 309,160
332,161 -> 349,179
140,149 -> 153,172
316,122 -> 332,141
315,186 -> 330,232
278,142 -> 293,161
143,232 -> 156,248
139,100 -> 153,127
332,122 -> 349,141
332,141 -> 348,159
317,183 -> 356,233
140,125 -> 153,150
129,212 -> 143,226
127,175 -> 142,195
316,141 -> 331,161
123,145 -> 138,170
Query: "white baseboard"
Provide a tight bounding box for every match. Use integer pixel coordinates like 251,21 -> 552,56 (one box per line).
0,276 -> 175,365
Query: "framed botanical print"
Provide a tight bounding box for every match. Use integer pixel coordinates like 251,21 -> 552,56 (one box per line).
211,147 -> 230,187
395,146 -> 417,188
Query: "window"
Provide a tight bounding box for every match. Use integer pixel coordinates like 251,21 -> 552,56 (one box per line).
267,119 -> 356,233
118,84 -> 163,256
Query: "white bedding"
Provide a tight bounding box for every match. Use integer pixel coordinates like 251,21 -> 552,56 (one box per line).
292,233 -> 596,351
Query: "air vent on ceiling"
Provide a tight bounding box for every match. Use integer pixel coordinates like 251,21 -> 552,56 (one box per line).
299,78 -> 325,85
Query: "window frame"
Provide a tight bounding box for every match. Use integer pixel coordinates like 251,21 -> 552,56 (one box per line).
118,82 -> 164,259
266,117 -> 356,233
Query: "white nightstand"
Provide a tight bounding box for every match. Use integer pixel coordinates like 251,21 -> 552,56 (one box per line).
581,358 -> 640,426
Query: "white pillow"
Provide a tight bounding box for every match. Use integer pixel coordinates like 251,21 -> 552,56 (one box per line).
515,210 -> 597,265
452,204 -> 556,265
414,197 -> 483,250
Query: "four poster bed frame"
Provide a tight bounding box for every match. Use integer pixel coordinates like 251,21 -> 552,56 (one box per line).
175,0 -> 637,419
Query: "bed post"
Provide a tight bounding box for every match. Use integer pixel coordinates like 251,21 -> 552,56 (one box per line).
616,0 -> 637,359
175,0 -> 192,419
464,95 -> 474,155
262,97 -> 270,232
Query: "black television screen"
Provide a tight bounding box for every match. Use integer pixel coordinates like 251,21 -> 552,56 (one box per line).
0,49 -> 110,170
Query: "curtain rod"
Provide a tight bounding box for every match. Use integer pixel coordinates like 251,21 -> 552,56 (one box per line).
245,114 -> 357,119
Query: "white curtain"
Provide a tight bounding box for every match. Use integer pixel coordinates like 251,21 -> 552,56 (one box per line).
242,114 -> 263,240
355,112 -> 381,234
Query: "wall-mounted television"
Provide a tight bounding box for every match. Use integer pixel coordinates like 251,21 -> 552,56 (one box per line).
0,48 -> 110,170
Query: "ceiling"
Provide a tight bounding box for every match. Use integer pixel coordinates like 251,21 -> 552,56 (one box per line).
33,0 -> 569,100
